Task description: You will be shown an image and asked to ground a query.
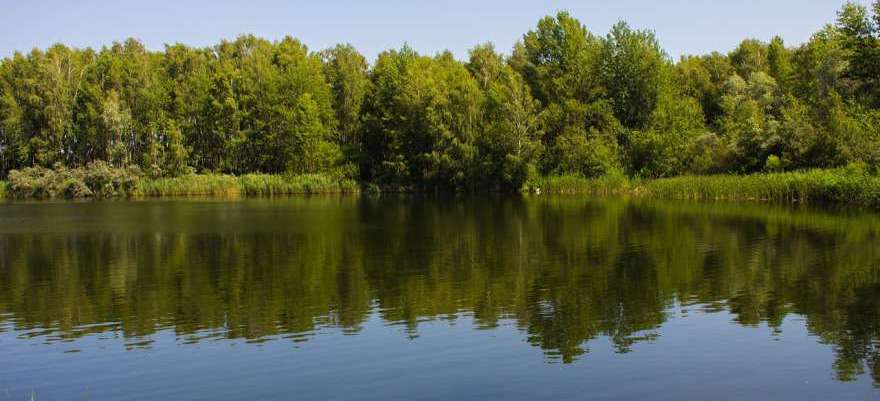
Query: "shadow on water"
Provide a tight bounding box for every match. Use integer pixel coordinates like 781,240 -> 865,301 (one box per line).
0,195 -> 879,385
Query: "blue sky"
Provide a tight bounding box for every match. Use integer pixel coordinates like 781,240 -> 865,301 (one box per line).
0,0 -> 871,61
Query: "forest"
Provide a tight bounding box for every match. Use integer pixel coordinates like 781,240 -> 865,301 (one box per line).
0,2 -> 879,193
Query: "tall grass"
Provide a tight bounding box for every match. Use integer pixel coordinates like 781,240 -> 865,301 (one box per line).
133,174 -> 240,197
133,173 -> 359,197
6,165 -> 880,207
238,173 -> 358,196
525,173 -> 633,196
645,169 -> 880,207
528,168 -> 880,208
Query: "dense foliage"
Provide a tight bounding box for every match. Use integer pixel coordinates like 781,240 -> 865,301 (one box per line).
1,2 -> 879,190
4,162 -> 355,198
7,161 -> 140,198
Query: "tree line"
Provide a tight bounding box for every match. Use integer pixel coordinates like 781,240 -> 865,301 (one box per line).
1,2 -> 879,190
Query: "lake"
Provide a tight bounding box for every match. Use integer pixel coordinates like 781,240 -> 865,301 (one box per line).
1,196 -> 879,400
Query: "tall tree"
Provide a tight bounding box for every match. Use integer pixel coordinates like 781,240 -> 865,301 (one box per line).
837,1 -> 880,107
469,44 -> 542,189
599,21 -> 667,130
729,39 -> 769,79
321,44 -> 368,149
518,11 -> 603,105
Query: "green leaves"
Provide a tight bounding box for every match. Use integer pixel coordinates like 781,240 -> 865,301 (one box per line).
600,21 -> 667,130
1,5 -> 879,187
520,12 -> 603,105
836,1 -> 880,107
359,47 -> 485,189
321,44 -> 368,146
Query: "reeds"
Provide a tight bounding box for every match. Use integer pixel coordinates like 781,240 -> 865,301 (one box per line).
528,169 -> 880,208
645,169 -> 880,207
6,165 -> 880,208
525,173 -> 633,196
133,173 -> 359,197
132,174 -> 241,197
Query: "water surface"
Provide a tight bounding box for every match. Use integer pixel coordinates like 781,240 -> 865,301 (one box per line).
1,196 -> 879,400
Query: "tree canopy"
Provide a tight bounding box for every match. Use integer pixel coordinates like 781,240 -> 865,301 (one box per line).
1,2 -> 879,188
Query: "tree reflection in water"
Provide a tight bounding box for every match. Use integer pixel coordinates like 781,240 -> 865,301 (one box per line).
0,197 -> 878,384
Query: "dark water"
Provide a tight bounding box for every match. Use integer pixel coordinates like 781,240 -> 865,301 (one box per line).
1,197 -> 879,400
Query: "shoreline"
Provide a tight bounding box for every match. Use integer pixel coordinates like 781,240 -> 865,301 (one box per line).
3,168 -> 880,209
528,169 -> 880,208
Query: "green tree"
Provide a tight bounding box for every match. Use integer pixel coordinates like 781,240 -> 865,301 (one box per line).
0,82 -> 26,175
674,53 -> 735,126
730,39 -> 769,78
836,1 -> 880,107
790,26 -> 852,105
767,36 -> 793,91
163,118 -> 189,176
361,47 -> 482,189
718,73 -> 782,172
321,44 -> 368,148
470,44 -> 543,189
542,100 -> 622,178
100,90 -> 134,167
626,89 -> 705,178
202,60 -> 240,172
0,6 -> 879,187
518,11 -> 603,105
285,93 -> 340,174
599,22 -> 667,130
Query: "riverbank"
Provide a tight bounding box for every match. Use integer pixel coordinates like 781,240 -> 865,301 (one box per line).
4,166 -> 880,208
528,168 -> 880,208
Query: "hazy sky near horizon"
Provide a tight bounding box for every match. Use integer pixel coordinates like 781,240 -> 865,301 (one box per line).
0,0 -> 872,61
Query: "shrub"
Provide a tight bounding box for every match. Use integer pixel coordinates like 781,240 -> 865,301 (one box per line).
552,132 -> 620,178
765,155 -> 783,172
7,162 -> 141,199
83,161 -> 142,197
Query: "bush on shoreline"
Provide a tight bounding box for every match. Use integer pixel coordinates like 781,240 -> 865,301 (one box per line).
7,162 -> 141,199
4,163 -> 358,199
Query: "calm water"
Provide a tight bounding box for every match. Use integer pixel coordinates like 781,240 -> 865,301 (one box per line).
1,196 -> 879,400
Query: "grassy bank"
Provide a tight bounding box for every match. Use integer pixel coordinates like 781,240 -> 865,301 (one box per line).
529,168 -> 880,208
134,173 -> 359,197
6,164 -> 880,208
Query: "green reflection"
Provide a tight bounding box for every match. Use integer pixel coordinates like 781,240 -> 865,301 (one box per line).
0,197 -> 879,383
